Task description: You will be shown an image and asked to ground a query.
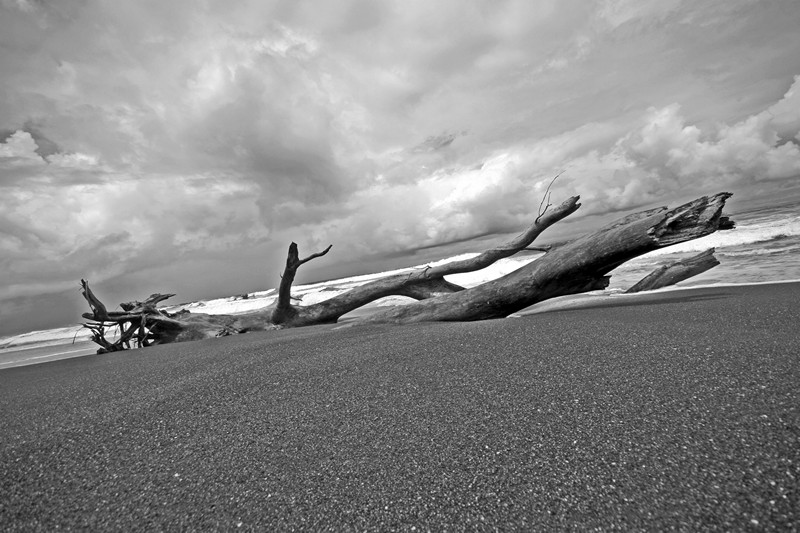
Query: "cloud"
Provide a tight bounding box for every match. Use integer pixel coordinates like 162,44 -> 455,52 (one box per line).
0,130 -> 42,164
2,0 -> 800,335
0,160 -> 268,303
305,76 -> 800,252
574,77 -> 800,211
629,105 -> 800,183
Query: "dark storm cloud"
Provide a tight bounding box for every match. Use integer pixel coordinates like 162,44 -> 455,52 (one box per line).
1,0 -> 800,335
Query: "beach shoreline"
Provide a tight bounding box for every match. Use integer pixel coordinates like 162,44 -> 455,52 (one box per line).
3,279 -> 799,370
1,281 -> 797,529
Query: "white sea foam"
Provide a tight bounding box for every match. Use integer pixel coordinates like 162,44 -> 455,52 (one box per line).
719,244 -> 800,257
509,278 -> 800,317
0,325 -> 89,351
167,295 -> 275,316
638,214 -> 800,257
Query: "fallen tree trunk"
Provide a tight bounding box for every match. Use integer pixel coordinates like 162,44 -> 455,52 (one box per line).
355,193 -> 733,324
81,194 -> 580,347
625,248 -> 720,294
80,192 -> 734,350
269,195 -> 581,326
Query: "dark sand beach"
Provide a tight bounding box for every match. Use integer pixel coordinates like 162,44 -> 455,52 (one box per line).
1,283 -> 798,530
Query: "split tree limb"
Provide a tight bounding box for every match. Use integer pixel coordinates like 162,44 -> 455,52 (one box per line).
625,248 -> 720,293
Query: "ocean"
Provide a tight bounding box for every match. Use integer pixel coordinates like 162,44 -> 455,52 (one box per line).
605,199 -> 800,289
2,199 -> 798,368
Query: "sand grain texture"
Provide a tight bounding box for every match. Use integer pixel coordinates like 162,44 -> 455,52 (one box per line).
1,284 -> 798,530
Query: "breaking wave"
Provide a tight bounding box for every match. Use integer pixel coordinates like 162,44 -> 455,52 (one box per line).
639,214 -> 800,257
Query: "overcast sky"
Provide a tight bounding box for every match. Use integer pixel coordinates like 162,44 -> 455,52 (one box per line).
2,0 -> 800,336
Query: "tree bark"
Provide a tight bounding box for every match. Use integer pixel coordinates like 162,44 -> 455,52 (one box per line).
268,195 -> 582,327
80,192 -> 735,350
354,193 -> 733,324
79,280 -> 275,352
625,248 -> 720,294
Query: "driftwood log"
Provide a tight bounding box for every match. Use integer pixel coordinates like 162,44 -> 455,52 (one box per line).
80,192 -> 734,350
79,281 -> 275,352
269,192 -> 579,326
355,193 -> 733,324
625,248 -> 720,294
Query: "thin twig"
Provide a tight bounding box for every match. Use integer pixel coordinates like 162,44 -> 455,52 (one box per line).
71,328 -> 83,345
536,171 -> 564,224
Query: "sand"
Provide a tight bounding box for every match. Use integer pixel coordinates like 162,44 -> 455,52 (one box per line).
1,283 -> 798,530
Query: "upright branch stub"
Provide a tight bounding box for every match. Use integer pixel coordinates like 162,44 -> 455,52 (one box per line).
274,242 -> 332,319
80,279 -> 110,322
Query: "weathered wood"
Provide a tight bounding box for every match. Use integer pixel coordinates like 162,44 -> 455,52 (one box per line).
271,242 -> 332,325
625,248 -> 720,293
79,280 -> 277,352
80,192 -> 735,351
80,279 -> 110,322
355,193 -> 733,324
120,293 -> 176,312
268,195 -> 582,327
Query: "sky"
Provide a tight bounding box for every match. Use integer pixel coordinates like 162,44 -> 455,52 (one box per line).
2,0 -> 800,336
